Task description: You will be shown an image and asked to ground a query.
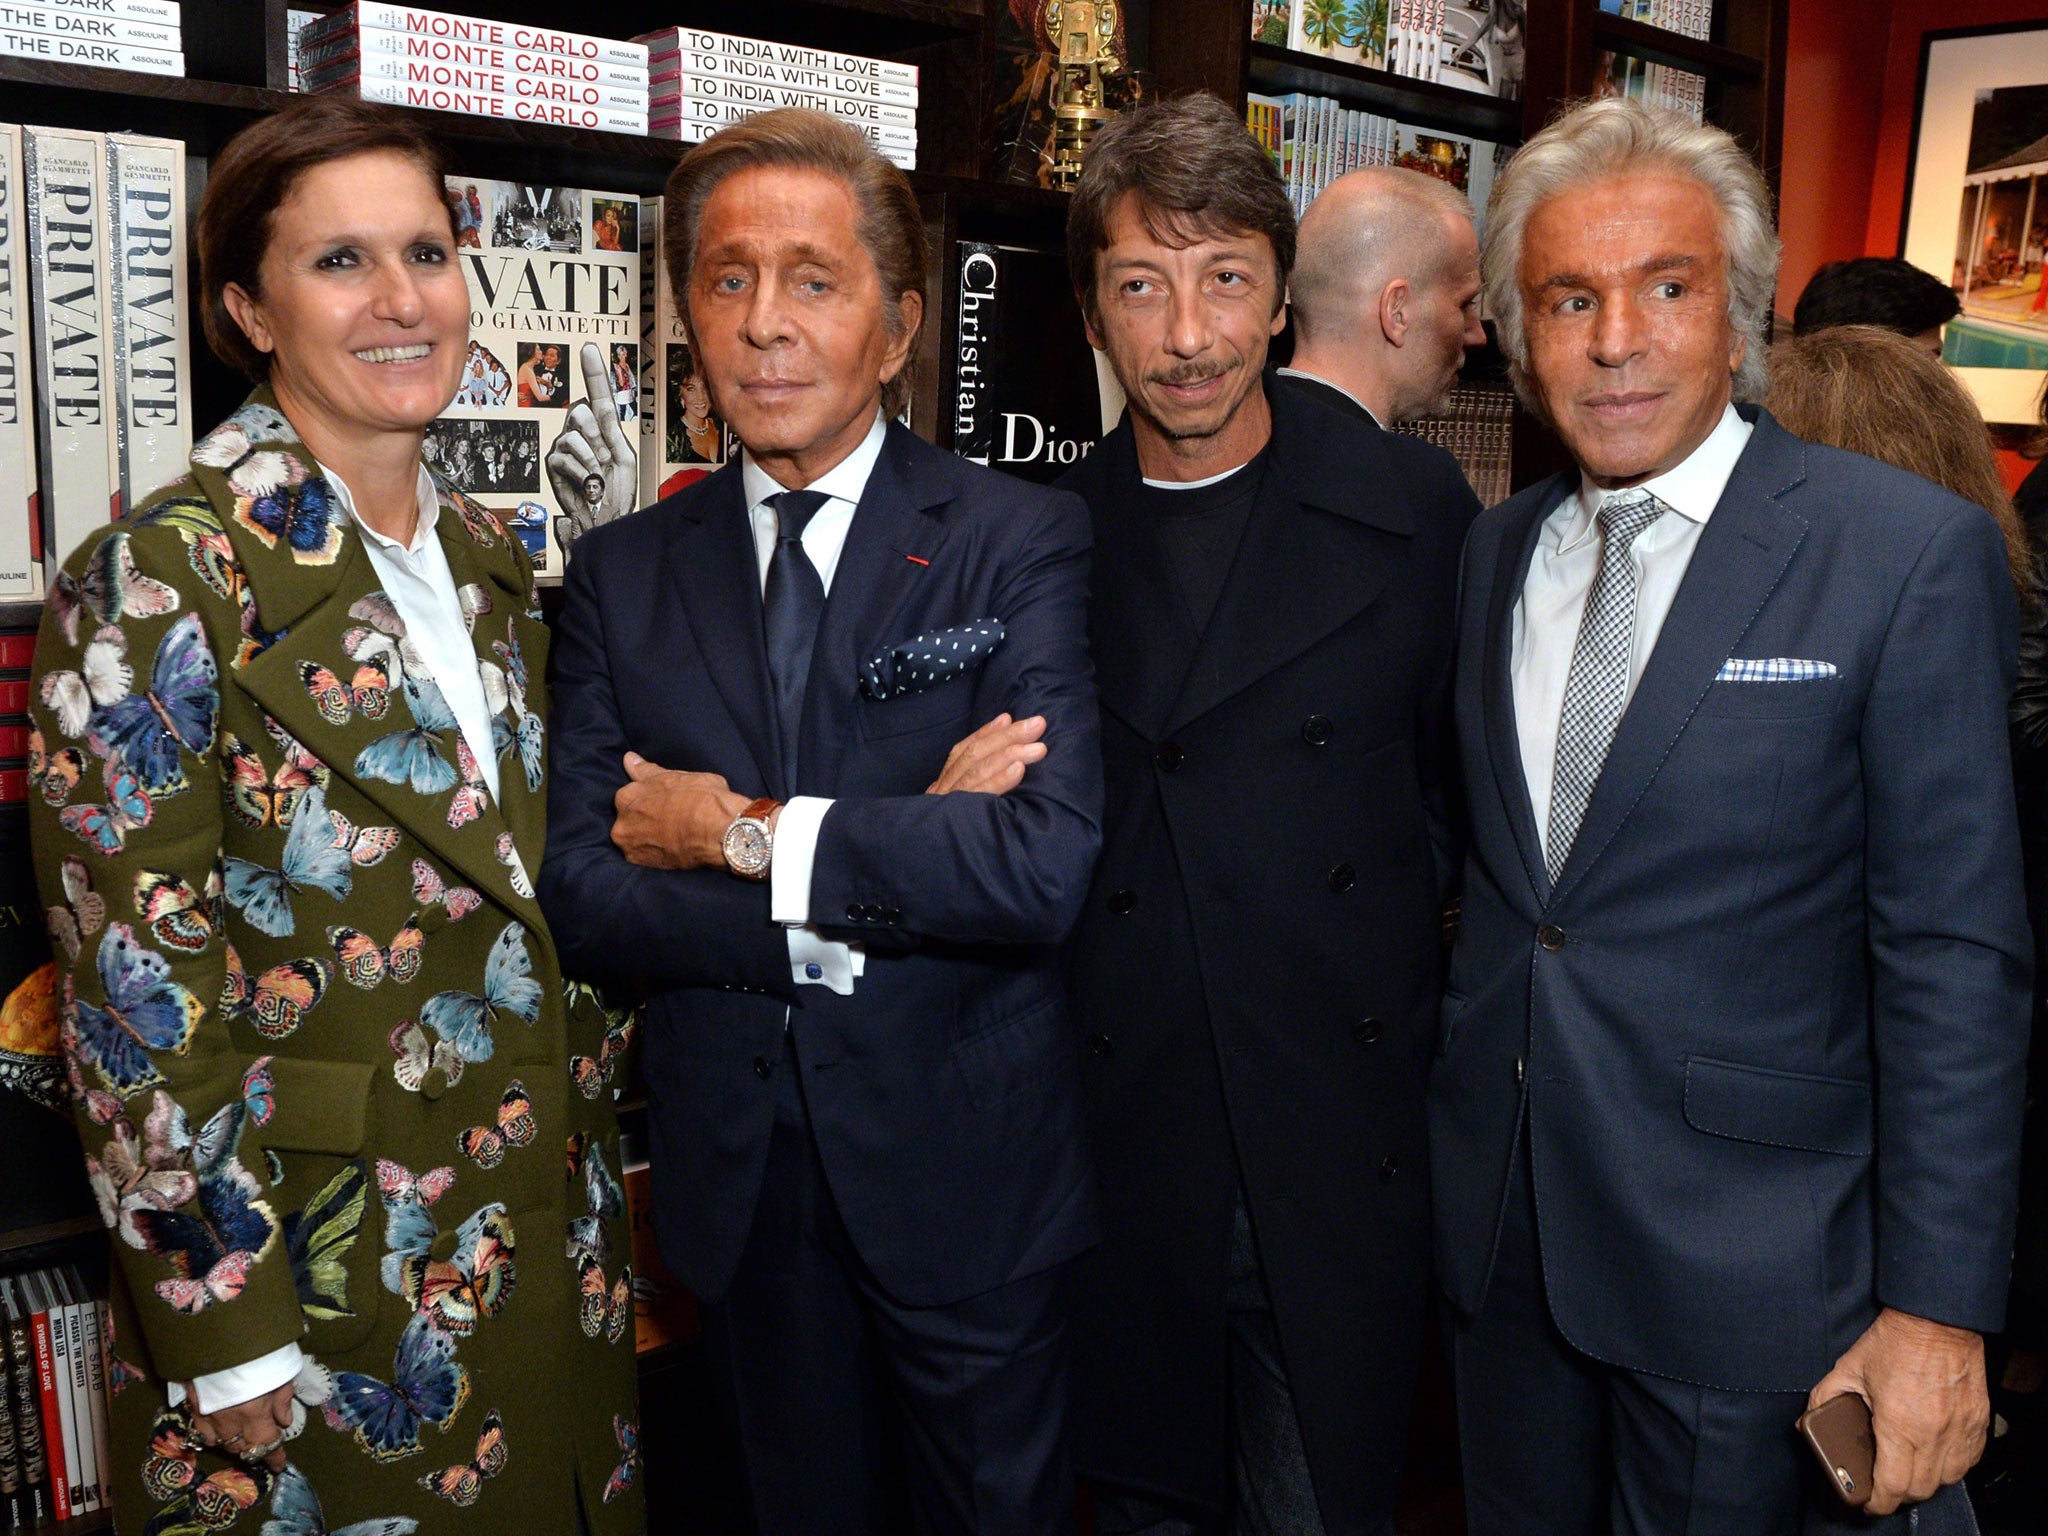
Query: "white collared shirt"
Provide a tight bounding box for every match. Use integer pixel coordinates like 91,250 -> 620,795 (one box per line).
741,410 -> 889,995
1512,404 -> 1753,862
1275,366 -> 1387,429
325,465 -> 501,801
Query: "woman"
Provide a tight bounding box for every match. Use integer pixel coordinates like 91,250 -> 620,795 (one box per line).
610,344 -> 636,424
27,95 -> 642,1536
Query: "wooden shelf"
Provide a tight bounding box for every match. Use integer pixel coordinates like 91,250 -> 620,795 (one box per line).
1247,42 -> 1523,144
1588,12 -> 1764,81
0,1215 -> 103,1261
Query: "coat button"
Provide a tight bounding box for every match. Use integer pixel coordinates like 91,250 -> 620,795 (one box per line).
1328,863 -> 1356,893
1108,889 -> 1138,915
1302,715 -> 1333,747
1514,1056 -> 1526,1085
865,903 -> 886,923
419,1066 -> 449,1100
1088,1032 -> 1114,1057
884,907 -> 903,926
1154,741 -> 1184,771
753,1056 -> 774,1079
1379,1154 -> 1401,1181
1537,924 -> 1566,950
1354,1017 -> 1383,1044
845,902 -> 862,922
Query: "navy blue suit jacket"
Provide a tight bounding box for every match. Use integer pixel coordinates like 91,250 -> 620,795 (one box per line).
541,422 -> 1104,1308
1432,408 -> 2033,1391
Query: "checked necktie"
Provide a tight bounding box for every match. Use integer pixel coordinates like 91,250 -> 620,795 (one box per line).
763,488 -> 831,785
1545,487 -> 1668,883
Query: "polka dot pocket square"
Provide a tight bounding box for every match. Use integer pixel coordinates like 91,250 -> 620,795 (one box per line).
860,621 -> 1007,701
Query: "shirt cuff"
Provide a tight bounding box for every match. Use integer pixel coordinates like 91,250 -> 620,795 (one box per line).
770,796 -> 834,926
172,1342 -> 305,1415
786,927 -> 866,995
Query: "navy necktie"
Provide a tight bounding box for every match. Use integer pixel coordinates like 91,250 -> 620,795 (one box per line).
763,489 -> 830,785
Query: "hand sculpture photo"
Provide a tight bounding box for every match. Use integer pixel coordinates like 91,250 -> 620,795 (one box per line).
546,340 -> 641,554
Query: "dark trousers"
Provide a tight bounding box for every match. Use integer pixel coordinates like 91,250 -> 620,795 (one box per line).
700,1040 -> 1076,1536
1450,1141 -> 1979,1536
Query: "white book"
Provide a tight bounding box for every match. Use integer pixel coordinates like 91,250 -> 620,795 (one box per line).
0,126 -> 40,599
636,26 -> 915,88
23,124 -> 116,578
649,116 -> 917,169
0,28 -> 180,68
105,133 -> 191,518
651,95 -> 912,149
306,56 -> 648,113
652,71 -> 916,129
637,195 -> 727,505
51,1275 -> 94,1515
73,1283 -> 109,1527
301,5 -> 647,70
25,0 -> 174,19
649,48 -> 916,107
333,78 -> 646,133
0,2 -> 176,47
299,24 -> 646,90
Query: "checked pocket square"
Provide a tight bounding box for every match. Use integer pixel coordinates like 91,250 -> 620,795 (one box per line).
1715,658 -> 1839,683
861,621 -> 1007,700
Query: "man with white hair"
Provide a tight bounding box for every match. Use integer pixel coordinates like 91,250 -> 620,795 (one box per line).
1280,166 -> 1487,428
1434,98 -> 2030,1531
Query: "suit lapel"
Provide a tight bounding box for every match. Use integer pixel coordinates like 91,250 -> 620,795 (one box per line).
1484,480 -> 1567,905
1083,422 -> 1194,741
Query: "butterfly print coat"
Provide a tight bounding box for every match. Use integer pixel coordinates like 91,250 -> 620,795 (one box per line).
25,394 -> 642,1536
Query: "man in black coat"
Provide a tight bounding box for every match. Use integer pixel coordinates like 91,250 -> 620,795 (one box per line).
1057,93 -> 1481,1536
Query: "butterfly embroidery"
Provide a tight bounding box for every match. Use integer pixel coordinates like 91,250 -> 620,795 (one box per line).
411,859 -> 480,922
456,1081 -> 534,1169
577,1257 -> 632,1343
389,1019 -> 465,1094
480,625 -> 545,793
28,730 -> 88,806
141,1406 -> 269,1513
397,1202 -> 516,1336
323,1312 -> 471,1463
222,732 -> 315,830
570,1012 -> 635,1101
100,1311 -> 144,1397
602,1415 -> 640,1505
417,1408 -> 505,1506
354,669 -> 461,796
47,531 -> 178,647
128,1062 -> 282,1313
65,924 -> 202,1095
220,942 -> 334,1040
457,583 -> 493,632
59,765 -> 153,855
300,657 -> 392,727
565,1139 -> 625,1270
45,855 -> 106,961
330,807 -> 401,868
329,917 -> 425,989
447,736 -> 491,830
85,612 -> 220,795
133,868 -> 223,954
421,922 -> 542,1066
221,782 -> 354,937
39,624 -> 131,739
376,1158 -> 457,1297
266,1463 -> 419,1536
284,1161 -> 368,1323
494,833 -> 534,900
213,442 -> 344,565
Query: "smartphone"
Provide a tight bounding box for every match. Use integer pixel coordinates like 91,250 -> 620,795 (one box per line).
1797,1392 -> 1877,1508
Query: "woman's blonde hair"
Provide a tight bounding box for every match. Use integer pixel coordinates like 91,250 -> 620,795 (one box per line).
1765,324 -> 2033,603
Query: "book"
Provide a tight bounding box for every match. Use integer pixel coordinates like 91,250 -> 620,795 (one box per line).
0,127 -> 38,601
320,77 -> 648,132
299,4 -> 647,70
68,1272 -> 106,1525
22,124 -> 117,581
652,73 -> 915,130
0,1 -> 178,48
648,48 -> 918,108
285,7 -> 321,89
622,1161 -> 696,1353
1245,92 -> 1283,167
0,29 -> 182,69
303,57 -> 649,115
1250,0 -> 1289,45
437,174 -> 640,579
0,1283 -> 44,1530
47,1272 -> 91,1517
635,25 -> 915,88
637,195 -> 728,505
21,0 -> 173,18
106,132 -> 193,517
20,1274 -> 65,1520
649,98 -> 914,151
650,114 -> 915,169
298,25 -> 646,90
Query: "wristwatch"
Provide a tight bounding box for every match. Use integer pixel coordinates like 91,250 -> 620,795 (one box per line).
722,798 -> 781,881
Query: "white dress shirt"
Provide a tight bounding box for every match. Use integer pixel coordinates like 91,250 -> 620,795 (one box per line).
742,410 -> 889,995
1512,404 -> 1752,864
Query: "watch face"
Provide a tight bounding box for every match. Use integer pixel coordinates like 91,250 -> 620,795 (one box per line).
724,819 -> 771,876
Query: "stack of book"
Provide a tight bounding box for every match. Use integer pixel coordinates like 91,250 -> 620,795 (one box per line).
1399,382 -> 1516,506
1246,91 -> 1498,223
1264,0 -> 1524,101
0,1266 -> 114,1528
299,3 -> 650,135
637,25 -> 918,171
0,629 -> 33,808
0,0 -> 183,78
1597,0 -> 1708,121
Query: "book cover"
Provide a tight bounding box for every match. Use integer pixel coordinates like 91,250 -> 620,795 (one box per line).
20,1275 -> 64,1520
1287,0 -> 1343,62
0,29 -> 182,69
0,3 -> 178,48
285,7 -> 321,89
649,49 -> 917,107
67,1274 -> 105,1524
47,1273 -> 90,1516
0,1283 -> 43,1531
635,25 -> 914,88
637,195 -> 729,507
300,5 -> 648,70
322,77 -> 647,132
303,56 -> 648,115
437,175 -> 640,580
1250,0 -> 1289,45
651,73 -> 914,129
1392,119 -> 1497,226
22,124 -> 116,582
106,132 -> 193,518
299,24 -> 646,89
0,126 -> 39,600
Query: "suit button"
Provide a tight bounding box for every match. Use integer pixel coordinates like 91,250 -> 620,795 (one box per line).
753,1056 -> 774,1080
1154,741 -> 1184,772
864,903 -> 886,923
1328,863 -> 1356,893
1088,1032 -> 1114,1057
1302,715 -> 1333,747
1379,1154 -> 1401,1181
845,902 -> 862,922
1108,889 -> 1138,915
1537,924 -> 1566,951
1354,1017 -> 1383,1044
884,907 -> 902,926
1514,1056 -> 1526,1085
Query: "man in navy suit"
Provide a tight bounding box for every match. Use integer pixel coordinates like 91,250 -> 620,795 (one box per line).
1436,99 -> 2032,1531
540,108 -> 1103,1534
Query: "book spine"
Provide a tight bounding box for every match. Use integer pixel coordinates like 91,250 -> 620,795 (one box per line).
305,5 -> 648,69
636,24 -> 916,87
651,97 -> 912,151
645,116 -> 916,168
74,1292 -> 107,1521
326,77 -> 648,133
299,25 -> 645,89
647,50 -> 915,107
23,125 -> 117,581
0,1310 -> 23,1535
0,126 -> 37,600
105,133 -> 192,519
0,27 -> 181,68
15,0 -> 173,19
25,1287 -> 64,1521
649,72 -> 915,128
3,1287 -> 48,1529
304,57 -> 648,113
954,242 -> 998,466
56,1297 -> 91,1515
0,2 -> 177,47
636,195 -> 658,507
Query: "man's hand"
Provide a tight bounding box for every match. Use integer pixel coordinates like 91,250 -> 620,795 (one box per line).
927,714 -> 1048,795
184,1382 -> 293,1472
1808,1308 -> 1989,1515
611,753 -> 751,870
548,343 -> 640,552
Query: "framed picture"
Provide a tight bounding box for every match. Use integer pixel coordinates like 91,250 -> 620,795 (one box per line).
1902,21 -> 2048,422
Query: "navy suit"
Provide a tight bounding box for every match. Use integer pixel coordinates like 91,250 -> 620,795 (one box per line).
1434,409 -> 2031,1532
542,421 -> 1104,1532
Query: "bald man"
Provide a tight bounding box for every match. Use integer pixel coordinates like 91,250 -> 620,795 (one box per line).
1280,167 -> 1486,428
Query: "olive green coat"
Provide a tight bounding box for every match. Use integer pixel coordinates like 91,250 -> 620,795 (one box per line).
26,393 -> 642,1536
